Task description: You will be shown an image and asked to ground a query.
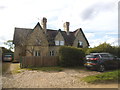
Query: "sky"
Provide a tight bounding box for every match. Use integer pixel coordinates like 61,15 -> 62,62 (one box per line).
0,0 -> 119,48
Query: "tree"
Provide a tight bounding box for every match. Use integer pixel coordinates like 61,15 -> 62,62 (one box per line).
4,40 -> 14,51
1,47 -> 13,53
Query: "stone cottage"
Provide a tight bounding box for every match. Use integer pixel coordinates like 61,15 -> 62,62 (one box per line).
13,17 -> 89,61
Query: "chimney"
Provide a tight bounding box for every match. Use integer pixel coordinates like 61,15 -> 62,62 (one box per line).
63,22 -> 70,35
41,17 -> 47,33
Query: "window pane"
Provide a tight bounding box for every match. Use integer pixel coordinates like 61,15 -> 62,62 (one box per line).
79,41 -> 83,45
50,50 -> 54,56
55,41 -> 59,45
60,41 -> 64,45
52,50 -> 54,56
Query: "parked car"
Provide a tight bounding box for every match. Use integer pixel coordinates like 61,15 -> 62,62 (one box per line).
3,53 -> 14,62
84,53 -> 120,72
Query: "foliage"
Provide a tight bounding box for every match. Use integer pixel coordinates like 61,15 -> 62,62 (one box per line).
86,42 -> 120,57
1,47 -> 13,53
59,46 -> 85,67
4,40 -> 14,51
82,69 -> 120,83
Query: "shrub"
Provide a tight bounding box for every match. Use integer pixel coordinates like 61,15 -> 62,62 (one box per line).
86,42 -> 120,57
59,46 -> 85,67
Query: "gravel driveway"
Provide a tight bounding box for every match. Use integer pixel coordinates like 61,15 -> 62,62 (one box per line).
2,63 -> 119,88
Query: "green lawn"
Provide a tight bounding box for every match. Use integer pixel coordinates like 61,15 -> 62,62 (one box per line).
26,66 -> 64,72
82,69 -> 120,83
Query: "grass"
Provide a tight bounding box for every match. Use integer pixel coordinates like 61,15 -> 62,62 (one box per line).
82,69 -> 120,83
26,66 -> 63,72
12,65 -> 24,74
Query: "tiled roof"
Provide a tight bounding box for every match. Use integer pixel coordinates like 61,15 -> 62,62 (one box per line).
13,27 -> 33,45
13,23 -> 89,46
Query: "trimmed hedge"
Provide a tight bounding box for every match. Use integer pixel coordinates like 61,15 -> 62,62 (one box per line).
59,46 -> 85,67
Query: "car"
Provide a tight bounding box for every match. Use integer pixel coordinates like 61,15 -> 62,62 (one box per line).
84,53 -> 120,72
3,54 -> 13,62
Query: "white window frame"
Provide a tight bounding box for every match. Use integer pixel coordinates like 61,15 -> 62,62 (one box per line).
55,40 -> 59,46
33,51 -> 40,56
50,50 -> 54,56
60,41 -> 64,46
79,41 -> 83,46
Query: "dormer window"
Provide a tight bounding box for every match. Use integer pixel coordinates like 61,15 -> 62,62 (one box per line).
55,41 -> 59,45
55,40 -> 64,46
60,41 -> 64,46
78,41 -> 83,48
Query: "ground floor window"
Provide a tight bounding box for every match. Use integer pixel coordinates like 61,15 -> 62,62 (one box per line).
50,50 -> 54,56
33,51 -> 40,56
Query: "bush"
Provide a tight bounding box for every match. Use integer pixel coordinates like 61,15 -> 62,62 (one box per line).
59,46 -> 85,67
86,42 -> 120,57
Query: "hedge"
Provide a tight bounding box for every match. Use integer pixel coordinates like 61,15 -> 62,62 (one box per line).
59,46 -> 85,67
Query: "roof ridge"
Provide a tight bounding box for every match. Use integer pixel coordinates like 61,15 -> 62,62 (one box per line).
15,27 -> 33,30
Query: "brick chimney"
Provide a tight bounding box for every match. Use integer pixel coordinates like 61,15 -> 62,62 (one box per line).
63,22 -> 70,35
41,17 -> 47,34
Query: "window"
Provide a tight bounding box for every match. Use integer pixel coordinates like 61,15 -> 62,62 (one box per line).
55,41 -> 59,45
33,51 -> 40,56
55,40 -> 64,46
50,50 -> 54,56
60,41 -> 64,46
78,41 -> 83,48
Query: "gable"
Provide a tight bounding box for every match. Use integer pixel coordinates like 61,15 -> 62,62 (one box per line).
73,28 -> 89,47
26,24 -> 48,46
55,31 -> 65,41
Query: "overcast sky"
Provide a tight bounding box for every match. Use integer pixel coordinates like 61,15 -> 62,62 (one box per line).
0,0 -> 119,48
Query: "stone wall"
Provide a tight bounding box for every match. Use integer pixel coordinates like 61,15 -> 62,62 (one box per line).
73,30 -> 88,48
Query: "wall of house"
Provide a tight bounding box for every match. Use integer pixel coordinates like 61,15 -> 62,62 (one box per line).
26,24 -> 48,47
26,46 -> 49,56
24,25 -> 49,57
55,31 -> 64,41
14,46 -> 22,61
48,46 -> 60,56
73,30 -> 88,48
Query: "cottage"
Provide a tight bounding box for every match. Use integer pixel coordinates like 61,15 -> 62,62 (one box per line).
13,17 -> 89,62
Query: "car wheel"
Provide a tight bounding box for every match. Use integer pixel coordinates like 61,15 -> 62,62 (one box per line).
98,65 -> 105,72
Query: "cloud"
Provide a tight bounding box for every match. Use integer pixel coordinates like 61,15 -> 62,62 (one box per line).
0,0 -> 119,48
81,2 -> 115,20
0,6 -> 6,10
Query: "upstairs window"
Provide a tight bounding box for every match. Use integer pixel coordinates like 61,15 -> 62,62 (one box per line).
55,40 -> 64,46
55,41 -> 59,45
78,41 -> 83,48
60,41 -> 64,46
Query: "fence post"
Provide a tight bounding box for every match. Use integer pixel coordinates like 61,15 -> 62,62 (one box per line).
20,56 -> 23,68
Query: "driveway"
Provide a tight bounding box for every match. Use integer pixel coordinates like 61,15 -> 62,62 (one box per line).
2,62 -> 119,88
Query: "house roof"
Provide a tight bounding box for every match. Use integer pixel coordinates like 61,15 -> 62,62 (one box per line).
46,29 -> 76,46
13,27 -> 33,45
13,22 -> 89,46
